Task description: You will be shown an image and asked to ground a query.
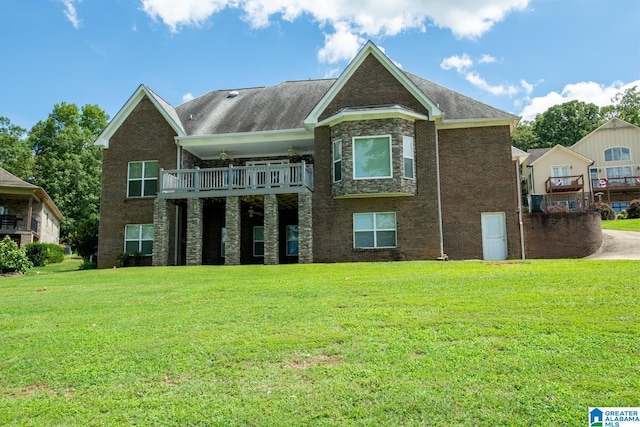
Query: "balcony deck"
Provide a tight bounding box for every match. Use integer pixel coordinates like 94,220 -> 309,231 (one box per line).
0,215 -> 38,234
159,162 -> 314,199
545,175 -> 584,193
592,176 -> 640,192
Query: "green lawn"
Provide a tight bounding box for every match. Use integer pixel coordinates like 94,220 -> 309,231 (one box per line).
1,261 -> 638,425
602,218 -> 640,232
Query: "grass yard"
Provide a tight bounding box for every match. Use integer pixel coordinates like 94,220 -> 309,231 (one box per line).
602,218 -> 640,232
1,260 -> 638,426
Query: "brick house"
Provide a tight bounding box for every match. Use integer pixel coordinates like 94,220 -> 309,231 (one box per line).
0,167 -> 63,247
95,41 -> 522,268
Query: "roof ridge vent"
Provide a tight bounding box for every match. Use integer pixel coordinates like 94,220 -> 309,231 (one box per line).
227,90 -> 239,98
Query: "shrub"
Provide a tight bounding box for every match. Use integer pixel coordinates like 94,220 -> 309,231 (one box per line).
546,204 -> 570,213
24,243 -> 64,266
116,252 -> 144,268
594,202 -> 616,221
25,243 -> 47,267
0,236 -> 32,274
79,261 -> 97,270
627,199 -> 640,219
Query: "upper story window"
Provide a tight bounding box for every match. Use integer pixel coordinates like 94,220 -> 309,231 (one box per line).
403,136 -> 415,179
604,147 -> 631,162
124,224 -> 154,255
128,160 -> 158,197
332,139 -> 342,182
353,135 -> 392,179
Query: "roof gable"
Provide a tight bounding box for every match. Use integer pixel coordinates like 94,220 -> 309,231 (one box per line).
0,167 -> 64,221
304,41 -> 443,128
95,85 -> 185,148
529,144 -> 592,166
571,117 -> 640,150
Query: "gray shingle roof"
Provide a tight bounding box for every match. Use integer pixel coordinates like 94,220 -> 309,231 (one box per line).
0,167 -> 39,189
526,148 -> 552,164
173,72 -> 517,136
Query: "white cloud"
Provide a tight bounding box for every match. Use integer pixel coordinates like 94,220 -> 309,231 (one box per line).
520,79 -> 534,96
182,93 -> 195,103
139,0 -> 531,62
519,80 -> 640,121
440,54 -> 473,73
465,71 -> 518,96
61,0 -> 81,29
479,54 -> 497,64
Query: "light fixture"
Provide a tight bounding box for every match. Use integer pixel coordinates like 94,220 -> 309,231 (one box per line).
287,146 -> 298,158
220,150 -> 234,161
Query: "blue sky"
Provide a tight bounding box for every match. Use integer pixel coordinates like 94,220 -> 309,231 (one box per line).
1,0 -> 638,132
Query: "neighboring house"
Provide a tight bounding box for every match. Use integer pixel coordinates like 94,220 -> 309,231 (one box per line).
524,118 -> 640,213
0,167 -> 64,247
95,41 -> 522,268
524,145 -> 592,211
571,118 -> 640,212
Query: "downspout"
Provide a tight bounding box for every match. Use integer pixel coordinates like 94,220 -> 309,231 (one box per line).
434,123 -> 445,259
516,160 -> 526,260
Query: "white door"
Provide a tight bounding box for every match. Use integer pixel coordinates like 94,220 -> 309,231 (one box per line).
482,212 -> 507,260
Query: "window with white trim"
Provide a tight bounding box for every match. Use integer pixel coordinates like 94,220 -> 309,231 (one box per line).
332,139 -> 342,182
286,225 -> 299,256
128,161 -> 158,197
253,226 -> 264,257
604,147 -> 631,162
606,166 -> 633,179
353,136 -> 392,179
403,136 -> 415,179
353,213 -> 397,249
124,224 -> 154,255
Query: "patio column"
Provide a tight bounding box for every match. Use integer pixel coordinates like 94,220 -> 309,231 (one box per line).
264,193 -> 279,265
225,196 -> 241,266
152,197 -> 170,266
298,191 -> 313,263
186,198 -> 203,266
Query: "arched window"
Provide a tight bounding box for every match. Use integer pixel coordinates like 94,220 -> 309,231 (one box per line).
604,147 -> 631,162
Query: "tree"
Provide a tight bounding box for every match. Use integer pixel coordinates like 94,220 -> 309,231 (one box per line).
66,217 -> 99,261
532,100 -> 603,147
0,117 -> 32,180
511,121 -> 541,151
605,86 -> 640,127
28,103 -> 108,239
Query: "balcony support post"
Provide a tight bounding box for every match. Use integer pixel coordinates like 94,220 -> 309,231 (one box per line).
225,196 -> 241,266
152,198 -> 171,266
186,198 -> 203,265
298,191 -> 313,263
264,194 -> 279,265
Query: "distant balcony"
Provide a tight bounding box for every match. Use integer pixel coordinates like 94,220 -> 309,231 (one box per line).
0,215 -> 38,234
545,175 -> 584,193
592,176 -> 640,191
159,162 -> 314,199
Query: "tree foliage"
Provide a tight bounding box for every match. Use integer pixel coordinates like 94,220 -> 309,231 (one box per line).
532,100 -> 603,148
0,117 -> 33,180
604,86 -> 640,127
28,103 -> 108,239
511,121 -> 541,151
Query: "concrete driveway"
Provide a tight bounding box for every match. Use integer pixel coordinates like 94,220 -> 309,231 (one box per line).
586,229 -> 640,260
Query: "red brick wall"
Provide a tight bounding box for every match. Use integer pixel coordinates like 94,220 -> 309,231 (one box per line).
438,126 -> 521,259
320,54 -> 429,121
97,97 -> 178,268
523,212 -> 602,258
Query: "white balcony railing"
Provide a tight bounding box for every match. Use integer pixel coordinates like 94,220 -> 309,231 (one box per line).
160,162 -> 314,195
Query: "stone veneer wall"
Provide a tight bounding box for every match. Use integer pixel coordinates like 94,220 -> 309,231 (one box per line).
298,192 -> 313,263
263,194 -> 279,264
523,212 -> 602,258
331,118 -> 417,197
152,198 -> 170,266
186,198 -> 203,265
225,196 -> 241,265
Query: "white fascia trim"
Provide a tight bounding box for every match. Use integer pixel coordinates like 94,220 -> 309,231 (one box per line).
437,117 -> 520,130
177,128 -> 313,147
317,107 -> 430,127
530,144 -> 593,166
95,85 -> 185,148
304,41 -> 443,128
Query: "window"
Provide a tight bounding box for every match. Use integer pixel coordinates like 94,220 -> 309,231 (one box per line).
606,166 -> 633,179
221,227 -> 226,258
353,136 -> 392,179
353,213 -> 397,249
332,140 -> 342,182
403,136 -> 415,179
253,226 -> 264,257
124,224 -> 154,255
551,165 -> 570,185
286,225 -> 299,256
128,161 -> 158,197
604,147 -> 631,162
610,202 -> 629,213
